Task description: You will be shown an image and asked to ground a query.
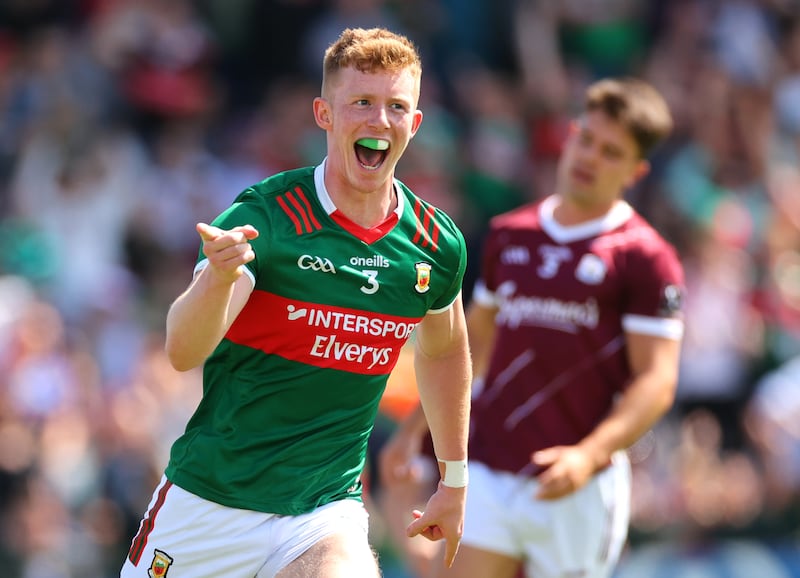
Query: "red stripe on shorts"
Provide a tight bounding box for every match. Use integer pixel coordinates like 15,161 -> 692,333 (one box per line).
127,479 -> 173,566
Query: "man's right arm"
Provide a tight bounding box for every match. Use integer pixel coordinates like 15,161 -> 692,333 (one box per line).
165,223 -> 258,371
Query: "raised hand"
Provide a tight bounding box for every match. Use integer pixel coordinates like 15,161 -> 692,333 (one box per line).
196,222 -> 259,283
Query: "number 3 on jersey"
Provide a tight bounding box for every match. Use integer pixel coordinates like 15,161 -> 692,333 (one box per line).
360,269 -> 379,294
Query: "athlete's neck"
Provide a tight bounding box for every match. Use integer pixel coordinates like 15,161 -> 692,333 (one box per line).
328,183 -> 397,229
551,195 -> 620,226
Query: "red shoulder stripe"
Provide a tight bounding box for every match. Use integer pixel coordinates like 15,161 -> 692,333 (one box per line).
277,188 -> 322,235
412,199 -> 439,252
294,186 -> 322,230
276,195 -> 303,235
286,190 -> 314,233
431,211 -> 441,248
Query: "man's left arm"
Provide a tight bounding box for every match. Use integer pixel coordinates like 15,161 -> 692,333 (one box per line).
534,332 -> 681,500
405,291 -> 472,567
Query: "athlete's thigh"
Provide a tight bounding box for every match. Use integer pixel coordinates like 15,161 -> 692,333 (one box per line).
264,499 -> 377,578
275,531 -> 380,578
433,543 -> 521,578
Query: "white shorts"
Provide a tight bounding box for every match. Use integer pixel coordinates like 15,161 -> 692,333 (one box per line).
462,454 -> 631,578
120,476 -> 370,578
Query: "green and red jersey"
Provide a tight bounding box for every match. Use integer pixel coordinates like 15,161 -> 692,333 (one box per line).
165,162 -> 467,515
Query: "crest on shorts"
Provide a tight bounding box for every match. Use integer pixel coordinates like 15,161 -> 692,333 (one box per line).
148,550 -> 174,578
414,262 -> 431,293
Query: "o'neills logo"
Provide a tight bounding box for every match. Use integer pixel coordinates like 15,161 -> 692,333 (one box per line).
350,254 -> 390,268
149,550 -> 173,578
414,262 -> 431,293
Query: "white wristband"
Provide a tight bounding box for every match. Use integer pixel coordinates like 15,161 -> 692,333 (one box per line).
438,459 -> 469,488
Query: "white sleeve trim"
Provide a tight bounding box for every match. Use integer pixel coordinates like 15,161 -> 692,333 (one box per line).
471,280 -> 497,307
428,294 -> 457,315
193,259 -> 256,288
622,314 -> 684,340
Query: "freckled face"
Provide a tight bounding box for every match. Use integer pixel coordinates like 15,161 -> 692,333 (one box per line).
556,110 -> 647,210
314,66 -> 423,195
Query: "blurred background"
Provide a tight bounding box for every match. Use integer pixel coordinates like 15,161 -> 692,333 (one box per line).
0,0 -> 799,576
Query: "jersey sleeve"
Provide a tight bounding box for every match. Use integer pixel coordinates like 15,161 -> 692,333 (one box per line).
429,209 -> 469,313
621,239 -> 686,340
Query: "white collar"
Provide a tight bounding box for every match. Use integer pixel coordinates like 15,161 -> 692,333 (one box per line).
314,159 -> 404,217
539,195 -> 633,244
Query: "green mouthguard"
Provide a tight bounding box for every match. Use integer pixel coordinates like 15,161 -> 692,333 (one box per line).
356,138 -> 389,151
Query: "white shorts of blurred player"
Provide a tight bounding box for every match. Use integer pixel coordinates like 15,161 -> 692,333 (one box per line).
463,453 -> 631,578
120,475 -> 371,578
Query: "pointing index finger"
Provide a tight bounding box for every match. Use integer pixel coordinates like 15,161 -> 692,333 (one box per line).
196,222 -> 220,242
443,535 -> 461,568
197,223 -> 259,243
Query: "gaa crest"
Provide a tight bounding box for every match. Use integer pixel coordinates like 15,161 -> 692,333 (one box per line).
149,549 -> 174,578
414,262 -> 432,293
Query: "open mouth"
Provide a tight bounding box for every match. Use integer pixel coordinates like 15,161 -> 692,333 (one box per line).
570,166 -> 595,185
355,138 -> 389,170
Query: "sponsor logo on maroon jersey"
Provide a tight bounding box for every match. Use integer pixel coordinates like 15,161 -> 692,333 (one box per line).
495,282 -> 599,331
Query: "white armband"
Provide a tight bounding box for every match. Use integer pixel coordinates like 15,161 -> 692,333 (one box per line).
438,459 -> 469,488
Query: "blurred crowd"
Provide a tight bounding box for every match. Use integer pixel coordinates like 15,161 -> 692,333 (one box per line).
0,0 -> 799,576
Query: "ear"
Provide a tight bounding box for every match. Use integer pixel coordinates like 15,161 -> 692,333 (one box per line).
313,97 -> 332,129
564,119 -> 580,146
628,159 -> 651,187
409,109 -> 424,138
568,119 -> 580,134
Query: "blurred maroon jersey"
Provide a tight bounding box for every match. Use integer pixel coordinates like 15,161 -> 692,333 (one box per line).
469,196 -> 685,475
